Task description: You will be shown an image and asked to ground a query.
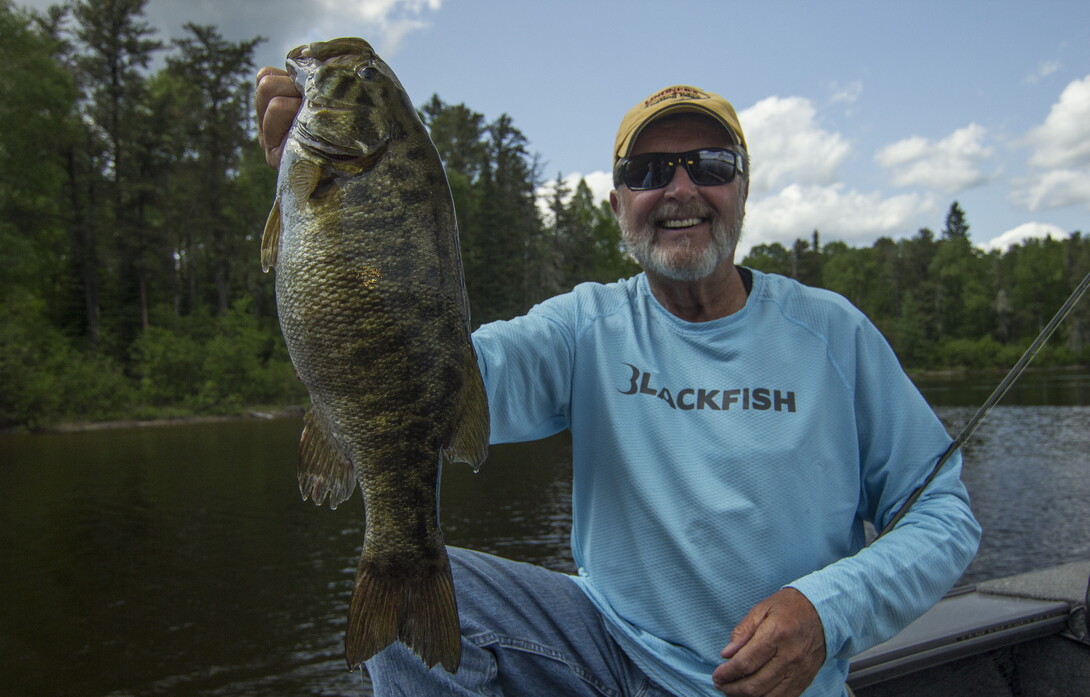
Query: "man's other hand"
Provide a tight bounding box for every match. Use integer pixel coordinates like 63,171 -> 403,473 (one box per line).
712,588 -> 826,697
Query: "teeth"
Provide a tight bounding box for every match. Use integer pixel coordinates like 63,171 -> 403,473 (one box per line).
661,218 -> 702,229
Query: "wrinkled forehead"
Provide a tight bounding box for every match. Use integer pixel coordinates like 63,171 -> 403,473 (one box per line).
629,113 -> 736,155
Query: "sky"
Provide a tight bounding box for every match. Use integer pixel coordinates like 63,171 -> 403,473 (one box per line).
18,0 -> 1090,258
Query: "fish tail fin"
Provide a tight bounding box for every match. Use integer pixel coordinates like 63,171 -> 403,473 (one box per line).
443,346 -> 489,470
345,546 -> 461,673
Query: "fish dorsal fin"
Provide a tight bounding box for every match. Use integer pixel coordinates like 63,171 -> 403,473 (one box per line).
298,406 -> 357,509
289,159 -> 323,202
261,198 -> 281,272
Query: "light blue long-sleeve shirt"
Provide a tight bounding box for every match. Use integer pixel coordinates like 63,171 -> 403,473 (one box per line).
471,270 -> 981,697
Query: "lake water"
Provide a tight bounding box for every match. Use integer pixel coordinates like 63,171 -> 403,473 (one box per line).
1,370 -> 1088,696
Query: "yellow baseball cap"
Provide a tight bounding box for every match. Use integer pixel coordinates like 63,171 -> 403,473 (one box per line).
613,85 -> 747,163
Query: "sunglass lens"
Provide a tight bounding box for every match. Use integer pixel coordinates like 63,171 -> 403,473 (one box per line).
622,153 -> 672,190
688,151 -> 737,186
619,149 -> 738,190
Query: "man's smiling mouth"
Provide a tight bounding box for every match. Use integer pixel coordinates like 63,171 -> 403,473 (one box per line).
660,218 -> 705,230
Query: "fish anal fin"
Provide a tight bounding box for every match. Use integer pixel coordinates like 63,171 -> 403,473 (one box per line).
261,199 -> 281,272
345,547 -> 461,673
297,407 -> 356,509
443,347 -> 489,472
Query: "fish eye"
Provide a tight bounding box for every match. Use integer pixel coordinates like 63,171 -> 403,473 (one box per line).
358,65 -> 380,81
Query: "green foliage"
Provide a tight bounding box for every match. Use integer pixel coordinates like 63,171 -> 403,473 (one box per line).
542,174 -> 640,294
2,2 -> 1086,428
742,204 -> 1089,372
744,243 -> 791,276
193,299 -> 302,410
0,0 -> 77,300
131,299 -> 304,412
421,96 -> 633,325
933,336 -> 1007,370
0,290 -> 132,429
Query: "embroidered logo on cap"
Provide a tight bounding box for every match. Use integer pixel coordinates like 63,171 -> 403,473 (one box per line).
643,86 -> 710,108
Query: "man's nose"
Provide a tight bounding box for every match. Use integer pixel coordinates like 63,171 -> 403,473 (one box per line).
663,163 -> 697,199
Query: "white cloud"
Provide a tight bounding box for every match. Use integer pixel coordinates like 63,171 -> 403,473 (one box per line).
581,95 -> 936,258
875,123 -> 994,194
544,171 -> 937,262
979,222 -> 1067,252
1011,168 -> 1090,211
1025,60 -> 1061,85
827,81 -> 863,105
535,170 -> 613,223
315,0 -> 442,24
1011,75 -> 1090,212
581,170 -> 615,204
739,96 -> 852,197
543,95 -> 949,260
537,170 -> 612,204
1026,74 -> 1090,170
740,184 -> 935,257
306,0 -> 443,54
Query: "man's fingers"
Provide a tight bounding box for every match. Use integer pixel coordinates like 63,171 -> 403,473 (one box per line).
261,95 -> 302,168
713,658 -> 797,697
255,65 -> 289,83
255,67 -> 295,111
713,620 -> 777,685
712,589 -> 826,696
720,605 -> 765,659
255,67 -> 301,168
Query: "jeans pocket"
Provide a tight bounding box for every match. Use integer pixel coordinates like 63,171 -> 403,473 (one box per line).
473,633 -> 624,697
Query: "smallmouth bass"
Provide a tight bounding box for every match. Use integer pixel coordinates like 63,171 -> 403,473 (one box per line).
261,37 -> 488,673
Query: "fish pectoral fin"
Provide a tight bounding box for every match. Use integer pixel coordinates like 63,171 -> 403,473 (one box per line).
345,547 -> 461,673
261,198 -> 282,272
289,158 -> 323,202
297,406 -> 357,509
442,346 -> 490,471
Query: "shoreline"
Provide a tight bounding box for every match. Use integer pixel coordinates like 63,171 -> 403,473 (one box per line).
13,406 -> 306,435
908,364 -> 1089,379
8,365 -> 1086,435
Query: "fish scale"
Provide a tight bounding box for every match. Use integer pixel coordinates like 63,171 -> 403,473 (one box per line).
260,37 -> 488,673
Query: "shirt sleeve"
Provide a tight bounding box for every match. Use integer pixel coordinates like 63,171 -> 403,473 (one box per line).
787,318 -> 982,660
471,299 -> 577,445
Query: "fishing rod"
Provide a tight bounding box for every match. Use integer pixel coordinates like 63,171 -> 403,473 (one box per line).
879,269 -> 1090,538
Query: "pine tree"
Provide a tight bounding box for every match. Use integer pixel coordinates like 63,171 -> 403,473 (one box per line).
167,23 -> 263,316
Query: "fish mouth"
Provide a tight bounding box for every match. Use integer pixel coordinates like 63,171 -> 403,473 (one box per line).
295,123 -> 368,161
304,98 -> 357,113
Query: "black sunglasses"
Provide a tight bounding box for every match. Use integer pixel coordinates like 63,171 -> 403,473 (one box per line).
614,148 -> 744,191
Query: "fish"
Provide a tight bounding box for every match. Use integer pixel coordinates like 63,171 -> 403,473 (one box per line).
259,37 -> 489,673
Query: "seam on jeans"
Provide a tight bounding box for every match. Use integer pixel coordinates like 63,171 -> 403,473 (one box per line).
462,631 -> 501,697
634,677 -> 675,697
471,631 -> 622,697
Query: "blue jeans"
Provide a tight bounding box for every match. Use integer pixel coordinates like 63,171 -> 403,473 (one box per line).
366,548 -> 677,697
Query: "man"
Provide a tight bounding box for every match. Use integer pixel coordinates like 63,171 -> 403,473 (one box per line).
255,72 -> 981,697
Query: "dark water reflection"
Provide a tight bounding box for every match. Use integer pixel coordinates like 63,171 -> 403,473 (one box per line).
912,366 -> 1090,407
0,370 -> 1087,696
937,404 -> 1090,583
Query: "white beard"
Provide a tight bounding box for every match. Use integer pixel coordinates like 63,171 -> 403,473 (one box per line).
618,197 -> 745,282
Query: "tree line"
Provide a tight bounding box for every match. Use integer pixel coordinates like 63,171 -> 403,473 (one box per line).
1,0 -> 1086,429
0,0 -> 635,428
745,202 -> 1089,369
